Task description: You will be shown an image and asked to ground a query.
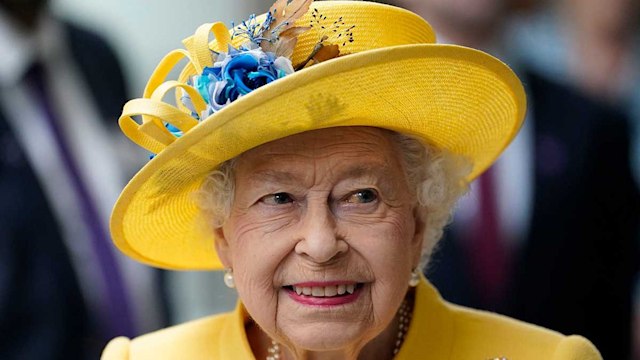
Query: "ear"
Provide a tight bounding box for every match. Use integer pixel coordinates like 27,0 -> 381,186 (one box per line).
214,226 -> 233,268
411,207 -> 426,267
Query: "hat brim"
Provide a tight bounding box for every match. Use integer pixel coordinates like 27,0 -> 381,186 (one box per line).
111,43 -> 526,270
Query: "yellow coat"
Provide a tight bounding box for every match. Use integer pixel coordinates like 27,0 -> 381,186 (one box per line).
102,279 -> 601,359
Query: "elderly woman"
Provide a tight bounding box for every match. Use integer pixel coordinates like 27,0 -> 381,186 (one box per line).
103,1 -> 601,359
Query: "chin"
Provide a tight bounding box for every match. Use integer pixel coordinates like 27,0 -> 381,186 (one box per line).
279,322 -> 373,352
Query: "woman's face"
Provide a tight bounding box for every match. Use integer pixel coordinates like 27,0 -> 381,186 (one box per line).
215,127 -> 424,352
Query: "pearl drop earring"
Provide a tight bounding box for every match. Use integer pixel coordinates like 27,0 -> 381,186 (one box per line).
223,268 -> 235,288
409,268 -> 420,287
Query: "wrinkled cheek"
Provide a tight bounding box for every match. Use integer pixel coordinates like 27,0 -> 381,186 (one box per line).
356,222 -> 415,322
230,236 -> 290,335
236,271 -> 280,330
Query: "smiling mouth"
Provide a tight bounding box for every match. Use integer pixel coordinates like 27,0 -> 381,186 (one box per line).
283,283 -> 364,297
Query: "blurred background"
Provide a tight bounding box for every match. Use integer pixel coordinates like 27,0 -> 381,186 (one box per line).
0,0 -> 638,359
53,0 -> 270,99
52,0 -> 270,327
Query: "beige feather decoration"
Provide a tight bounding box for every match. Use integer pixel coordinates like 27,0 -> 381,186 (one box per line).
267,0 -> 313,34
261,0 -> 313,53
274,26 -> 312,58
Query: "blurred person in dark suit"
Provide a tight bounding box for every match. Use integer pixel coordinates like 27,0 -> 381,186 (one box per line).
512,0 -> 640,192
385,1 -> 639,359
511,2 -> 640,358
0,0 -> 164,358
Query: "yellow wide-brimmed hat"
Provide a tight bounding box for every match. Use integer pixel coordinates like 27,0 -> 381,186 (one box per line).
111,0 -> 526,270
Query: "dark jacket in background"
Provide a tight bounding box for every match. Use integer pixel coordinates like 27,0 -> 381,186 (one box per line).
0,21 -> 128,359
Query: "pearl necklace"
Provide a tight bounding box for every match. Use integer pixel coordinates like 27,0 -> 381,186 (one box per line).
394,298 -> 412,356
266,298 -> 413,360
266,341 -> 281,360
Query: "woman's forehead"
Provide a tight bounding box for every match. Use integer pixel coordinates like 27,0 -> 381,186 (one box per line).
238,127 -> 401,182
237,127 -> 402,172
242,127 -> 396,156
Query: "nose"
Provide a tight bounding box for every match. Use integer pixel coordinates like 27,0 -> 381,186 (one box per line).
294,202 -> 348,263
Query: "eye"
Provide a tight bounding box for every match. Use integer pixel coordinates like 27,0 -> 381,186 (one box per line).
260,192 -> 294,205
345,189 -> 378,204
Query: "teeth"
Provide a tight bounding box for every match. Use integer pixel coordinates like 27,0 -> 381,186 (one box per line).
291,284 -> 358,297
302,287 -> 312,295
324,286 -> 337,297
312,287 -> 324,296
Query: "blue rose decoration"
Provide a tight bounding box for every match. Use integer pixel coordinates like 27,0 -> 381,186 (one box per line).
219,54 -> 278,103
180,46 -> 295,129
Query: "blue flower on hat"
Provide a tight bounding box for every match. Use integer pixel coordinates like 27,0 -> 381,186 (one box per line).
221,53 -> 275,101
181,46 -> 294,122
176,0 -> 348,137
